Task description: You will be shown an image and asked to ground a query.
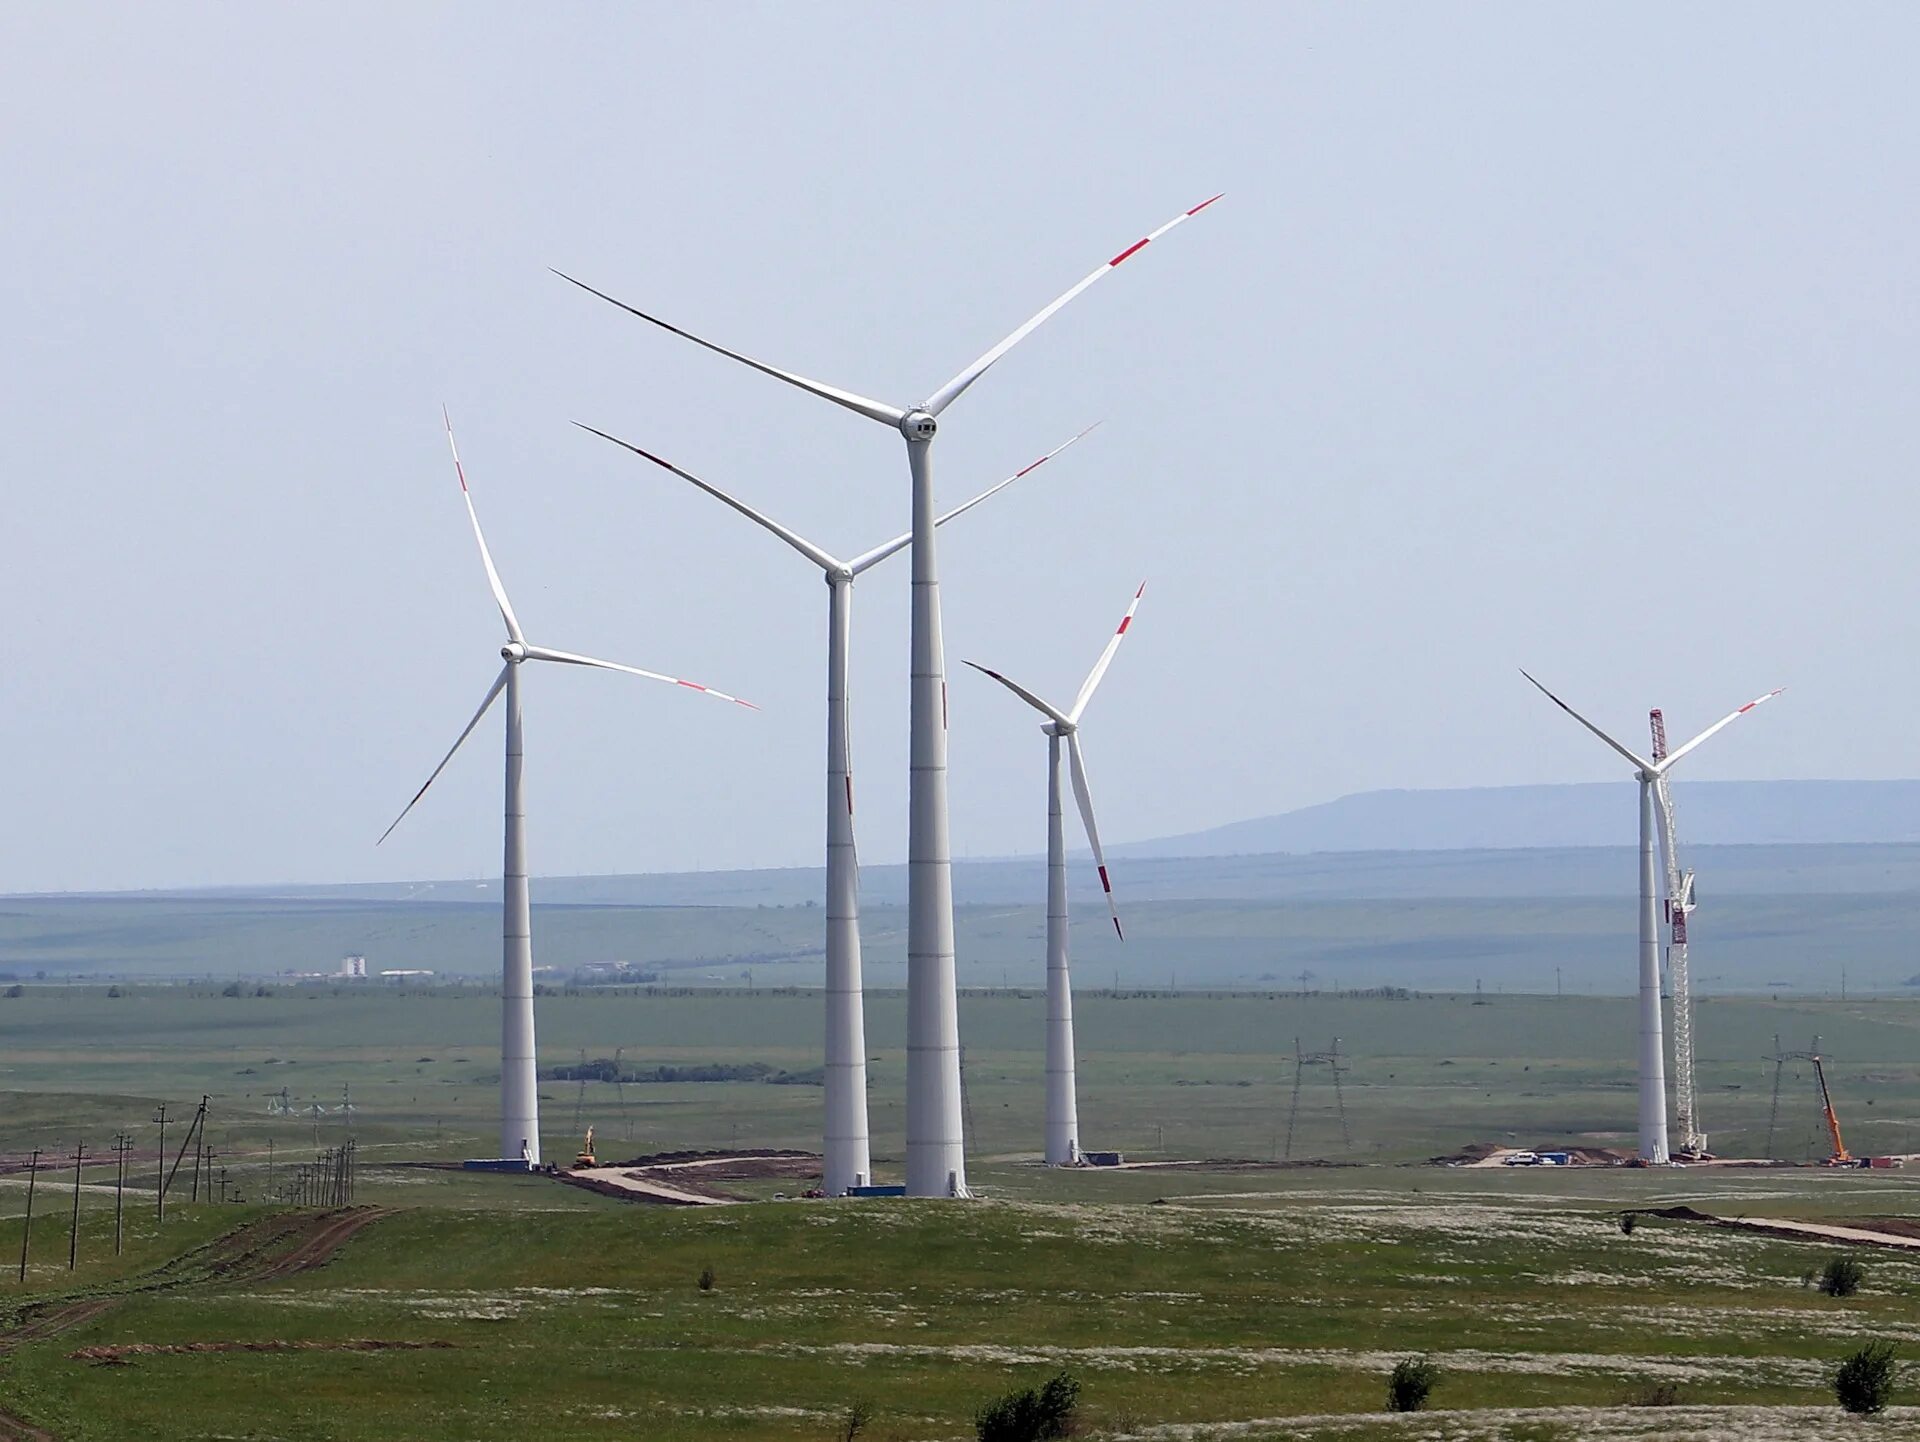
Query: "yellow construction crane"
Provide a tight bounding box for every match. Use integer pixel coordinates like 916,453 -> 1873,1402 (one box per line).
1811,1055 -> 1854,1167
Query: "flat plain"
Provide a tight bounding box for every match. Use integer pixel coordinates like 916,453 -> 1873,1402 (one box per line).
5,987 -> 1920,1438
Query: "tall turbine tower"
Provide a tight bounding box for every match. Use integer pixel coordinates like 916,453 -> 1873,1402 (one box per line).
965,583 -> 1145,1166
381,415 -> 753,1166
1650,708 -> 1705,1156
1521,673 -> 1781,1163
557,197 -> 1220,1196
576,423 -> 1095,1195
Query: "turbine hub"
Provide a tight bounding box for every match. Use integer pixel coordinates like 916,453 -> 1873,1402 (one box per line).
501,642 -> 527,663
900,409 -> 937,442
1044,720 -> 1074,737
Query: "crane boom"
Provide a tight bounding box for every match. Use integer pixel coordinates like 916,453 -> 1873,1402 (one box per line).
1812,1054 -> 1852,1165
1650,709 -> 1705,1156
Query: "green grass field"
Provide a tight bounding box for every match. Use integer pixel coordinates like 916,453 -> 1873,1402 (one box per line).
7,987 -> 1920,1438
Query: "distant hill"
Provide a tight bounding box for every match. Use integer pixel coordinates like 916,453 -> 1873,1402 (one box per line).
1114,781 -> 1920,858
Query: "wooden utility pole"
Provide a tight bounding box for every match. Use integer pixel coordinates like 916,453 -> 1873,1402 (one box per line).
18,1149 -> 40,1282
153,1105 -> 167,1224
68,1140 -> 86,1271
112,1133 -> 131,1254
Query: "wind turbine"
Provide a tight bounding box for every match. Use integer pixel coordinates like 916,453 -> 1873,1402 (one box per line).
575,422 -> 1096,1195
556,196 -> 1220,1197
965,583 -> 1145,1166
380,414 -> 753,1167
1521,672 -> 1781,1163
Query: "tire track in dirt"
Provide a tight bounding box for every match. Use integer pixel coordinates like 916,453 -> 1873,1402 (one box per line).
0,1207 -> 391,1440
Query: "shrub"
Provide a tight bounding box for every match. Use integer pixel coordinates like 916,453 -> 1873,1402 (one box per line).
2,984 -> 21,998
1625,1381 -> 1682,1406
697,1265 -> 716,1292
1386,1356 -> 1439,1413
1819,1255 -> 1866,1298
1619,1212 -> 1637,1235
1835,1340 -> 1896,1414
975,1370 -> 1080,1442
840,1399 -> 873,1441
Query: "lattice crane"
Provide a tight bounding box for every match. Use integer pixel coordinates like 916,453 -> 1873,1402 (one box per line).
1649,709 -> 1706,1156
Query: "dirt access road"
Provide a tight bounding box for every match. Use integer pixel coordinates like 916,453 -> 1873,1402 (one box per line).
0,1207 -> 390,1441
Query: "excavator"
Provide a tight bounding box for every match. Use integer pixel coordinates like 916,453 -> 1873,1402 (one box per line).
572,1126 -> 597,1170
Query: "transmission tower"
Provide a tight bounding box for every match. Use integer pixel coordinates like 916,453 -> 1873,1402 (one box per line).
1282,1037 -> 1352,1160
1765,1033 -> 1822,1159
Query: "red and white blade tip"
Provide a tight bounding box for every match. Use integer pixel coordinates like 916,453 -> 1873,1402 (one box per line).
1108,194 -> 1225,268
675,677 -> 757,710
442,408 -> 470,492
1097,864 -> 1124,940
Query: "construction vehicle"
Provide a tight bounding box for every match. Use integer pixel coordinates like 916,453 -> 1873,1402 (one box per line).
1811,1056 -> 1859,1167
572,1126 -> 597,1170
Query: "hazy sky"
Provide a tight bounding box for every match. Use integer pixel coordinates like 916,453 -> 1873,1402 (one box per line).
4,5 -> 1916,892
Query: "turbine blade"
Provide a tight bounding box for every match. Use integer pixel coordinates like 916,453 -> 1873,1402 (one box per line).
1066,731 -> 1123,941
378,665 -> 510,845
552,271 -> 905,427
923,195 -> 1225,417
574,424 -> 839,571
445,410 -> 525,644
1659,688 -> 1785,772
1519,669 -> 1656,773
523,643 -> 757,709
959,659 -> 1070,726
1069,582 -> 1146,723
848,423 -> 1100,576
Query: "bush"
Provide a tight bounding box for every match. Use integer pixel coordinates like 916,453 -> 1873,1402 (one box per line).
1819,1255 -> 1866,1298
2,984 -> 21,998
1835,1340 -> 1896,1414
1625,1381 -> 1682,1406
697,1265 -> 716,1292
1387,1356 -> 1439,1413
975,1371 -> 1079,1442
839,1399 -> 872,1441
1619,1212 -> 1637,1235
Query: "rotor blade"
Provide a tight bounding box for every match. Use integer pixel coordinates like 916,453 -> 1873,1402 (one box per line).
522,643 -> 758,709
552,271 -> 905,427
573,424 -> 839,572
1070,582 -> 1146,723
1659,688 -> 1784,772
959,659 -> 1070,725
1519,669 -> 1656,773
1653,773 -> 1685,899
923,194 -> 1225,417
444,410 -> 524,644
377,665 -> 510,845
1066,730 -> 1123,941
847,422 -> 1101,576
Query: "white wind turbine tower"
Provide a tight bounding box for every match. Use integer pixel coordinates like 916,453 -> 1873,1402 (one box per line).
575,422 -> 1096,1196
381,414 -> 753,1167
1649,708 -> 1707,1157
557,196 -> 1220,1197
966,583 -> 1145,1166
1522,672 -> 1781,1163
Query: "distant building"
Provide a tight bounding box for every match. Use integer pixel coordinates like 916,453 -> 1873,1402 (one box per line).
339,955 -> 368,980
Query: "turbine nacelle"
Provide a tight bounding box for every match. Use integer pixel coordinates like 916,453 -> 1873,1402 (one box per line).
1043,719 -> 1076,738
900,410 -> 938,442
501,641 -> 529,663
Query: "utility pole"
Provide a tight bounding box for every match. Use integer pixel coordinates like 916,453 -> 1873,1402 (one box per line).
18,1149 -> 40,1282
112,1134 -> 131,1254
68,1140 -> 86,1271
153,1104 -> 167,1224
